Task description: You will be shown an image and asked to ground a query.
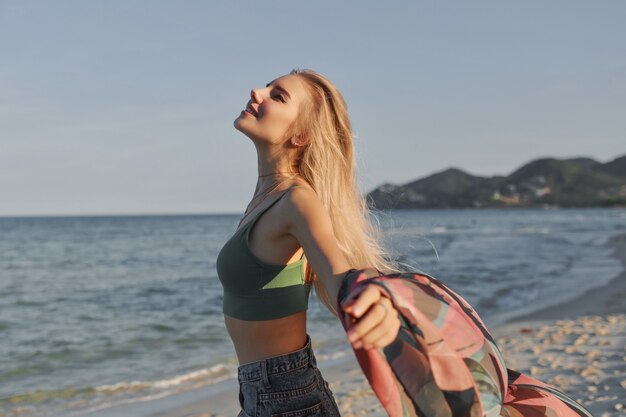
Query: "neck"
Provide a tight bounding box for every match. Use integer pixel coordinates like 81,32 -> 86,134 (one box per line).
249,145 -> 299,197
255,145 -> 297,177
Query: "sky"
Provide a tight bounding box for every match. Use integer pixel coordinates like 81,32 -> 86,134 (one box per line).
1,1 -> 625,216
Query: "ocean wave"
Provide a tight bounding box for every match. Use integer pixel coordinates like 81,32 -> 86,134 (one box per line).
95,363 -> 238,393
0,363 -> 239,417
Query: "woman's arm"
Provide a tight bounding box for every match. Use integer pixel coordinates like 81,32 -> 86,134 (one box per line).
284,188 -> 401,350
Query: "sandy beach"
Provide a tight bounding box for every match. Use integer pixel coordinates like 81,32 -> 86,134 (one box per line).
85,233 -> 626,417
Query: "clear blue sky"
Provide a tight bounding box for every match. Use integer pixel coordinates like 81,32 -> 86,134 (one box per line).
1,1 -> 625,216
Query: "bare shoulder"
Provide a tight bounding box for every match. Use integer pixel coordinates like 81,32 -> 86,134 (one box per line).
277,186 -> 335,238
282,186 -> 324,218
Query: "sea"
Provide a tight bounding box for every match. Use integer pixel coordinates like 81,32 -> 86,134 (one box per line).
1,207 -> 625,417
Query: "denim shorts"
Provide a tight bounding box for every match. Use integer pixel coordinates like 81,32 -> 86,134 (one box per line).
236,333 -> 341,417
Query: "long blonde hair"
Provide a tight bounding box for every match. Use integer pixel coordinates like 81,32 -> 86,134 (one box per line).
286,68 -> 399,317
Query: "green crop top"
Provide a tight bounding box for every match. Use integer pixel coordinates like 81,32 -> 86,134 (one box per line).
216,187 -> 312,321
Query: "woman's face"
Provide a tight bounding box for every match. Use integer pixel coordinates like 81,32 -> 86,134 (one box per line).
234,74 -> 308,145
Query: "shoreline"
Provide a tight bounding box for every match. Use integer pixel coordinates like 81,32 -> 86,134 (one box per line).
77,232 -> 626,417
508,232 -> 626,322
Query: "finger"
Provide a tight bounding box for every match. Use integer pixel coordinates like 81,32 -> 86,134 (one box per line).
363,310 -> 402,349
357,298 -> 394,344
343,283 -> 368,301
343,286 -> 382,318
367,326 -> 399,350
342,285 -> 378,313
347,301 -> 387,344
359,318 -> 391,348
341,285 -> 367,310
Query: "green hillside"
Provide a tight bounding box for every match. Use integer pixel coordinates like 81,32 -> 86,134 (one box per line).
367,154 -> 626,209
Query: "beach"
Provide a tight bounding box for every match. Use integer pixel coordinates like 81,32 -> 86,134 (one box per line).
3,212 -> 624,417
97,232 -> 626,417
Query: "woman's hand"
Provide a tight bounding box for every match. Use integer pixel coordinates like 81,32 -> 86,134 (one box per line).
342,285 -> 401,350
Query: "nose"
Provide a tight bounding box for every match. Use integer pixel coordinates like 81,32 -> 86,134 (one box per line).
250,89 -> 260,103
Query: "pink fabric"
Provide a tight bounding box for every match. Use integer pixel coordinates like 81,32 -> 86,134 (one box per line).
335,268 -> 592,417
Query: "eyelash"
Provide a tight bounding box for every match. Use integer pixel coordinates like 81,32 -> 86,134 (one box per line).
273,94 -> 285,103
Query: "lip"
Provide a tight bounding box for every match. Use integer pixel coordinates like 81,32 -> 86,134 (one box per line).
244,103 -> 258,117
241,109 -> 255,117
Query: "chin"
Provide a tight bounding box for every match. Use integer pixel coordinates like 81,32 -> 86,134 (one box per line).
233,116 -> 245,131
233,120 -> 254,139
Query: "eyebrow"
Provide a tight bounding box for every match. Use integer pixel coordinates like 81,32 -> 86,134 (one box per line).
266,82 -> 291,100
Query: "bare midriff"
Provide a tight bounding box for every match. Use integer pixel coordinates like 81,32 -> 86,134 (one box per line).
223,247 -> 309,365
224,311 -> 308,365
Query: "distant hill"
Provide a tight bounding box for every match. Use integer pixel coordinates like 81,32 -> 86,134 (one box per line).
367,154 -> 626,209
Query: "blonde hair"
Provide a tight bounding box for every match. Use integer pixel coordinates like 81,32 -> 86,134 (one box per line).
286,68 -> 399,317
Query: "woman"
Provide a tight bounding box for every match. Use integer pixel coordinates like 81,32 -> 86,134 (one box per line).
217,69 -> 592,417
216,69 -> 401,417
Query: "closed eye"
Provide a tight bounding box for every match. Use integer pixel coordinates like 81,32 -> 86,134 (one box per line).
273,94 -> 285,103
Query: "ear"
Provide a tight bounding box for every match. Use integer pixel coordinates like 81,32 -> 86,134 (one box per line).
291,134 -> 310,148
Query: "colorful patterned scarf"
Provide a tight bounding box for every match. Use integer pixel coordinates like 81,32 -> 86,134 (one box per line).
335,268 -> 593,417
